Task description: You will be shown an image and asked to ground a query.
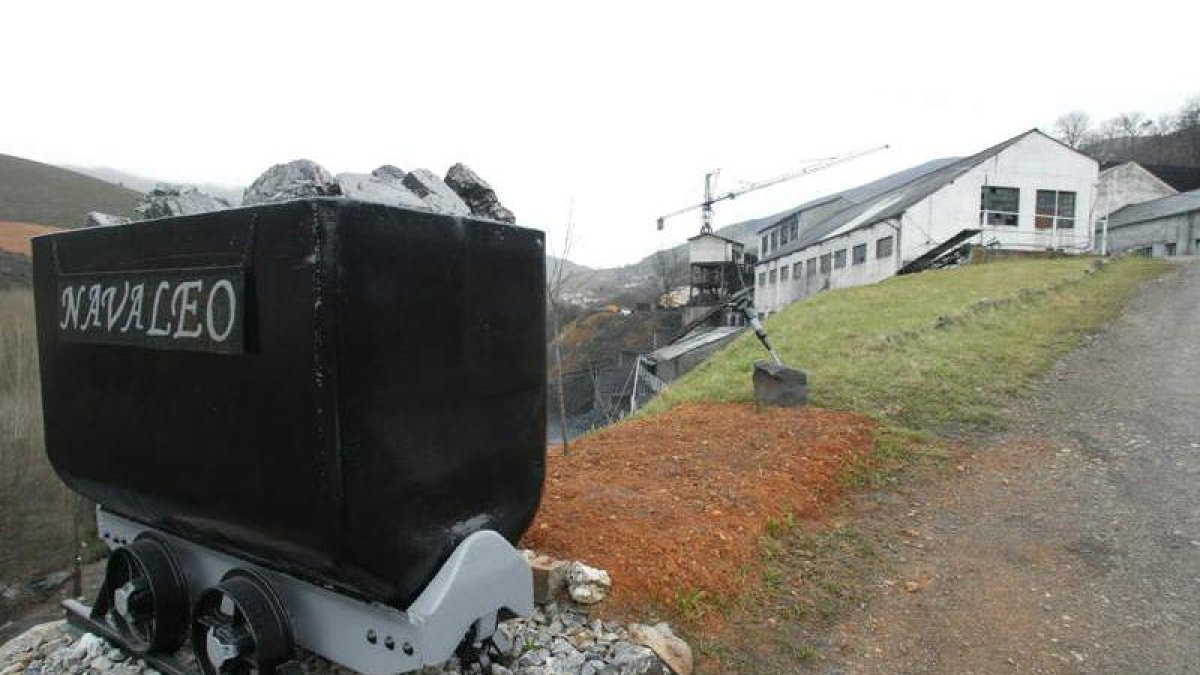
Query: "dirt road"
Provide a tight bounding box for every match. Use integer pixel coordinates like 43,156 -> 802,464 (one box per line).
824,260 -> 1200,674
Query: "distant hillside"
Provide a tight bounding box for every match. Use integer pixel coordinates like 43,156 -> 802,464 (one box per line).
0,251 -> 31,288
0,154 -> 141,228
63,165 -> 244,206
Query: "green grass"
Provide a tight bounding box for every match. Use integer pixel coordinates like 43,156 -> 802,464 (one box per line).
645,256 -> 1171,671
0,289 -> 87,588
644,257 -> 1168,432
0,153 -> 140,227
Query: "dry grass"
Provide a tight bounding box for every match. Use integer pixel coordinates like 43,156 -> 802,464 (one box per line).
0,289 -> 81,583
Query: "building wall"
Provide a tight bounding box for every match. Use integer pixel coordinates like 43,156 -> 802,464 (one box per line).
754,133 -> 1098,314
755,219 -> 899,314
898,132 -> 1098,262
1096,163 -> 1176,221
689,235 -> 740,264
1105,212 -> 1200,257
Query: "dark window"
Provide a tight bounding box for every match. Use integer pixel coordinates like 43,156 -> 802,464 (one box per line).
1166,242 -> 1177,256
793,262 -> 802,279
758,272 -> 766,286
806,259 -> 817,278
1035,190 -> 1076,230
981,186 -> 1020,226
761,236 -> 769,254
771,230 -> 779,250
834,249 -> 847,269
780,265 -> 789,280
820,253 -> 831,273
852,243 -> 867,264
876,235 -> 894,259
790,220 -> 799,240
769,269 -> 777,283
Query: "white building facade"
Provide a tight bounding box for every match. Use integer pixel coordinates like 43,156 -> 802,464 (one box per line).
755,130 -> 1099,314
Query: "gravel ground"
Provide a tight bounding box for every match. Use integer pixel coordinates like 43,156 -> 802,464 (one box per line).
822,259 -> 1200,674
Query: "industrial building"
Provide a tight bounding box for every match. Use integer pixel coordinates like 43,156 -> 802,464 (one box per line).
1100,189 -> 1200,257
754,130 -> 1099,314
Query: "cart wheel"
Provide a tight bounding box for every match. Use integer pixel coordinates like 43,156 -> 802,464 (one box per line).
95,536 -> 188,654
191,570 -> 294,675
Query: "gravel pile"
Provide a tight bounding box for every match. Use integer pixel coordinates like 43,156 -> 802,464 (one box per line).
0,602 -> 688,675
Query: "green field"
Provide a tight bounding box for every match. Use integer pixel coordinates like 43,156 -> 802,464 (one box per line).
644,257 -> 1168,432
0,153 -> 140,227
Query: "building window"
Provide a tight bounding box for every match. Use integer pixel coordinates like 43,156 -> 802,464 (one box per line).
790,220 -> 799,241
852,243 -> 867,265
780,265 -> 789,280
834,249 -> 847,269
806,259 -> 817,278
780,226 -> 788,245
1035,190 -> 1076,230
771,230 -> 779,250
758,272 -> 766,286
876,235 -> 894,259
1166,242 -> 1177,256
761,235 -> 769,255
769,269 -> 777,283
980,186 -> 1020,226
819,253 -> 831,273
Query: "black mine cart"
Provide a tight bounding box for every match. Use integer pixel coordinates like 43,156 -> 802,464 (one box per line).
30,199 -> 546,675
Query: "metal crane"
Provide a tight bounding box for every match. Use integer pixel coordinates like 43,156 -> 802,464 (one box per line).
656,144 -> 889,234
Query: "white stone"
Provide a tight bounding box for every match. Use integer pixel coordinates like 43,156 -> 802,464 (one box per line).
566,562 -> 611,605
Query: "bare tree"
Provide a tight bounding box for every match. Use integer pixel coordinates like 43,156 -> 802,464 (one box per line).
1114,111 -> 1150,158
545,202 -> 577,454
1179,95 -> 1200,164
652,247 -> 682,304
1053,111 -> 1091,149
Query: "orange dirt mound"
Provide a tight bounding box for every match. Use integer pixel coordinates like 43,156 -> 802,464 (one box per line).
0,221 -> 61,256
523,402 -> 876,613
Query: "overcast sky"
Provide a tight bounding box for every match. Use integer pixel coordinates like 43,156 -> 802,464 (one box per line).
2,1 -> 1196,267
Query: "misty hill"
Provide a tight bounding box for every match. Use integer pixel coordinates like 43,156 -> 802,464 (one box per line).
64,164 -> 244,206
0,153 -> 140,228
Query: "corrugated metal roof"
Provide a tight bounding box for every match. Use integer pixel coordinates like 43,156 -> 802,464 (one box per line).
1109,189 -> 1200,227
759,129 -> 1056,264
649,325 -> 743,363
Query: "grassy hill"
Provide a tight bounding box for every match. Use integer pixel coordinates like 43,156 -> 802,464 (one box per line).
0,153 -> 141,228
644,257 -> 1168,431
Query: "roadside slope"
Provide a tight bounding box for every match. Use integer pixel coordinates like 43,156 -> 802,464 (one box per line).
824,260 -> 1200,674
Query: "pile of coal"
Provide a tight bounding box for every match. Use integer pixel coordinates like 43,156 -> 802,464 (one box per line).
445,163 -> 516,223
242,159 -> 342,205
86,160 -> 517,226
136,184 -> 233,220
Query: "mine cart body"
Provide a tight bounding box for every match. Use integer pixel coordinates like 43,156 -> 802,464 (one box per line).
31,199 -> 546,610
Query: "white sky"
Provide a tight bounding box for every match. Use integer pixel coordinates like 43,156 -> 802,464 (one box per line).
2,1 -> 1196,267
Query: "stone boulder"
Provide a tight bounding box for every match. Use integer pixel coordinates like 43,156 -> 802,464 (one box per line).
401,169 -> 471,217
752,361 -> 808,408
336,173 -> 427,210
82,212 -> 131,228
566,561 -> 611,605
628,623 -> 693,675
444,163 -> 516,223
371,164 -> 406,183
243,159 -> 341,206
137,184 -> 231,220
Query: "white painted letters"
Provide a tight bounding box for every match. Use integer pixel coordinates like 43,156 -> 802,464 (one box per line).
147,281 -> 174,337
206,279 -> 237,342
